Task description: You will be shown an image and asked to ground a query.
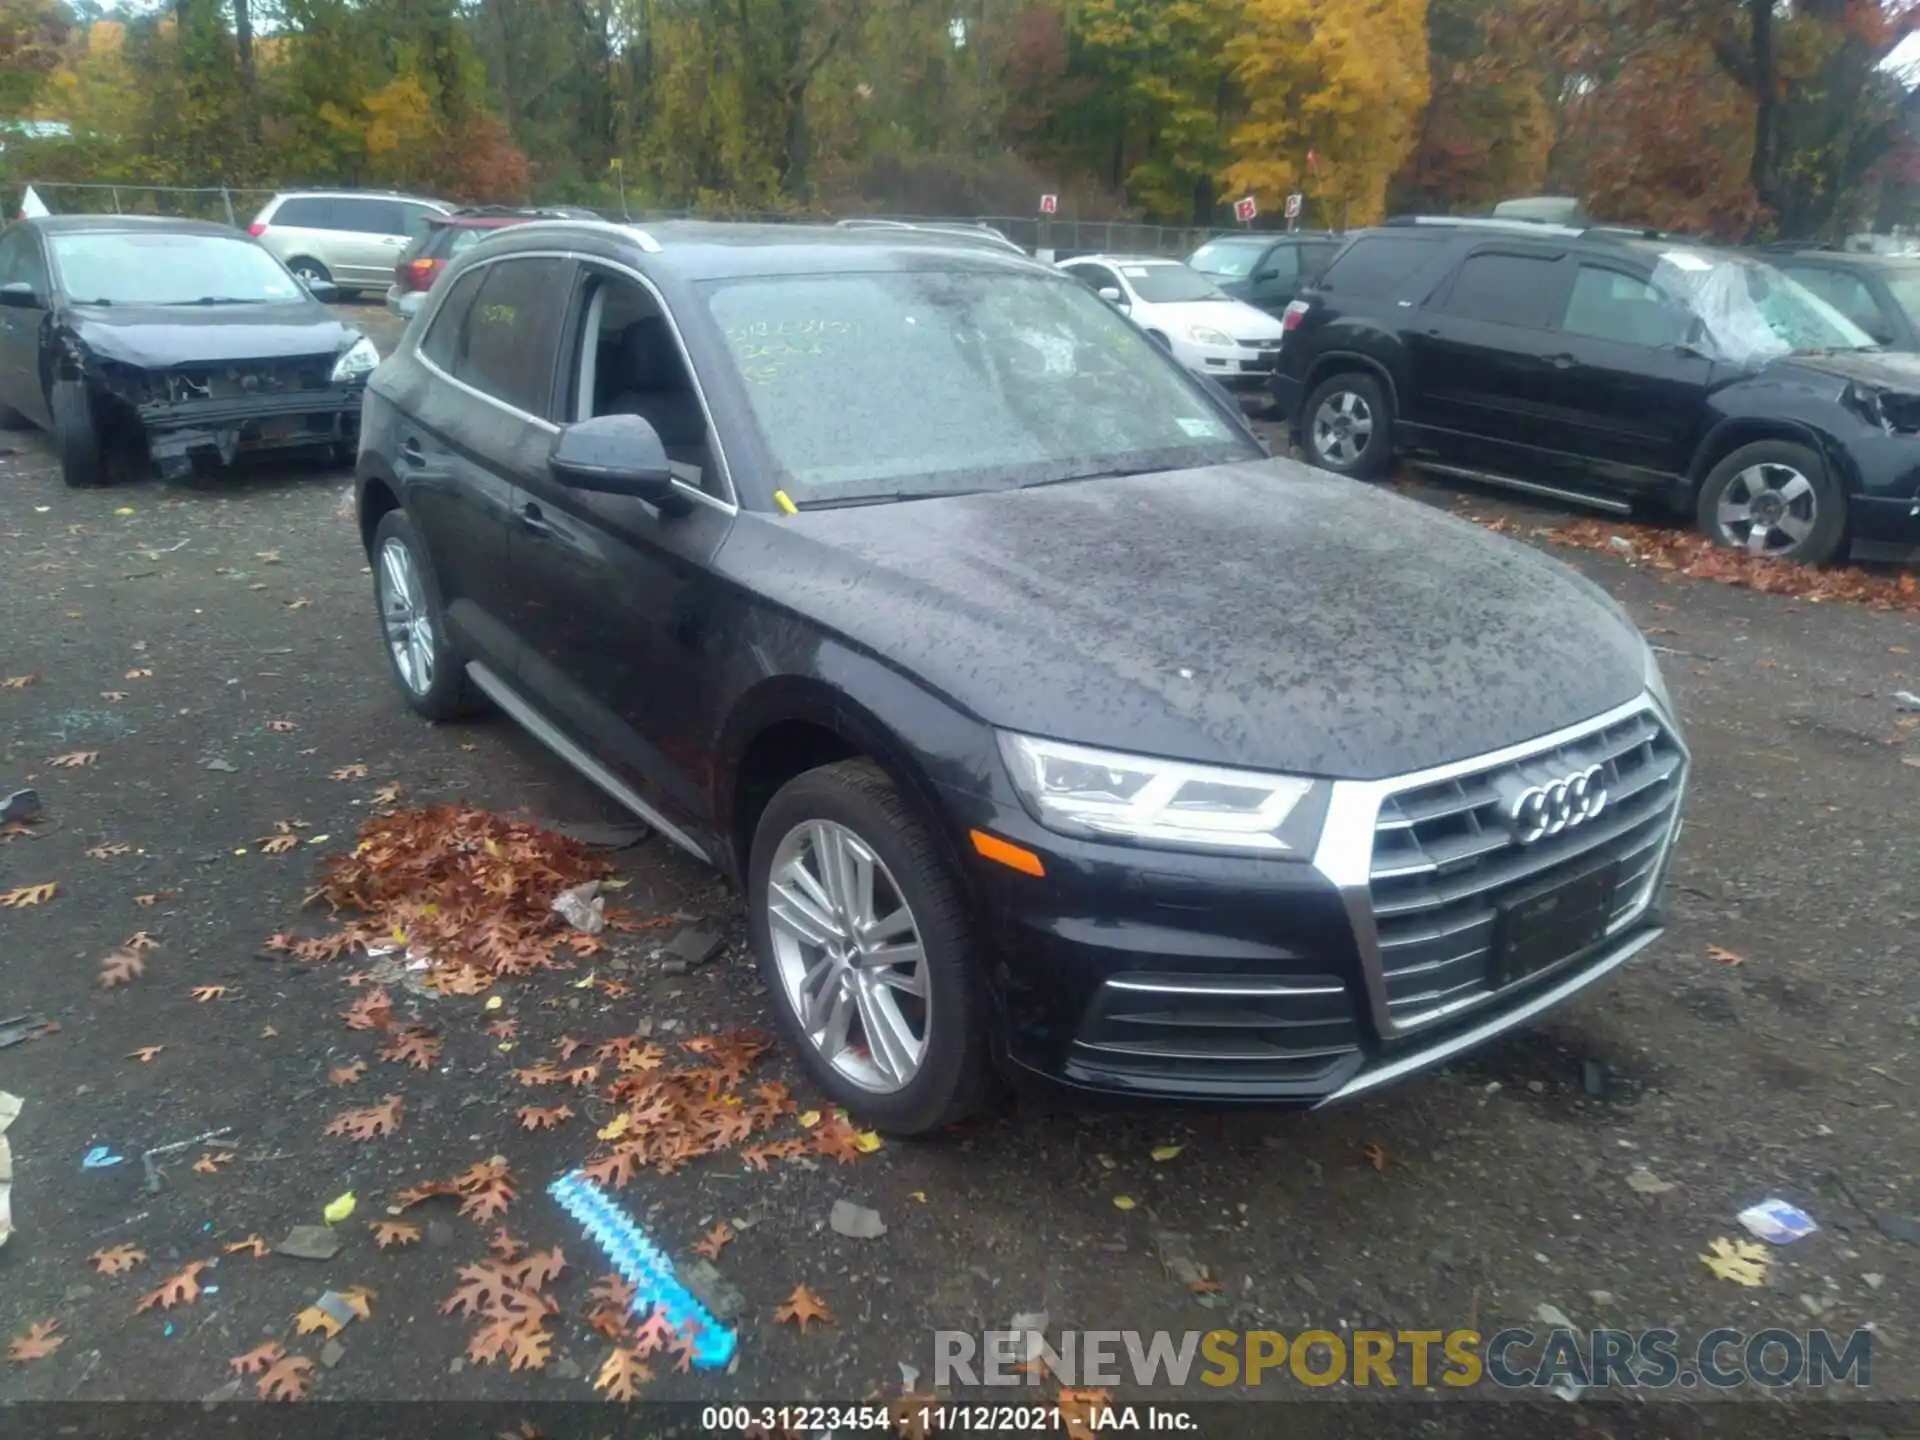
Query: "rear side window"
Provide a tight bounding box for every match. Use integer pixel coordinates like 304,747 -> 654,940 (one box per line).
452,258 -> 572,415
271,197 -> 332,228
332,199 -> 404,236
418,268 -> 485,372
1317,235 -> 1442,298
0,226 -> 46,292
1442,252 -> 1567,329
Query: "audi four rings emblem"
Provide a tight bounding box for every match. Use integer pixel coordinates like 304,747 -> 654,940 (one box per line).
1506,765 -> 1608,844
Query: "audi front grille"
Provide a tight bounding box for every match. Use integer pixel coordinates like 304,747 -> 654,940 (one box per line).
1319,699 -> 1687,1034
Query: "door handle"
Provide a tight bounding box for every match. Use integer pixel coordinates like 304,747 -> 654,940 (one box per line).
399,438 -> 424,468
1545,353 -> 1577,370
517,501 -> 556,538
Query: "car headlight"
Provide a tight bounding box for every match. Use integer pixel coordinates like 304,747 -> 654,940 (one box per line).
1643,641 -> 1678,722
997,731 -> 1327,856
330,335 -> 380,383
1188,325 -> 1235,347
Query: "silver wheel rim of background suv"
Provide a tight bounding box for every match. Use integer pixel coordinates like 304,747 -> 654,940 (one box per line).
766,819 -> 931,1094
1717,463 -> 1818,557
377,537 -> 436,696
1313,390 -> 1374,466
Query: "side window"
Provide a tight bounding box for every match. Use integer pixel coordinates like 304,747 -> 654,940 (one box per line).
397,204 -> 440,239
1259,245 -> 1298,282
1783,266 -> 1884,335
1299,241 -> 1340,281
1072,263 -> 1122,295
1441,252 -> 1567,329
1318,235 -> 1443,298
1562,265 -> 1691,348
454,258 -> 573,415
574,270 -> 723,498
0,228 -> 28,286
272,197 -> 330,228
338,199 -> 404,236
418,267 -> 485,372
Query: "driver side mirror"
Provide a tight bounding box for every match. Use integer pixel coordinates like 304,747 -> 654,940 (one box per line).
1252,269 -> 1279,283
549,414 -> 682,509
0,281 -> 43,309
1097,285 -> 1128,311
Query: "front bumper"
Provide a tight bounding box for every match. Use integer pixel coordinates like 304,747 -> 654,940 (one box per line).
1178,337 -> 1285,391
137,385 -> 363,477
955,694 -> 1688,1106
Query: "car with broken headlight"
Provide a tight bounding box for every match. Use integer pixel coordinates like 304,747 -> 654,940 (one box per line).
356,219 -> 1689,1134
0,215 -> 379,486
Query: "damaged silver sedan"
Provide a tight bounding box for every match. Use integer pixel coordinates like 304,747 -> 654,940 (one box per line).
0,214 -> 377,486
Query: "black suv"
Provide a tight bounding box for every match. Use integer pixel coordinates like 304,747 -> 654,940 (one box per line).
1763,245 -> 1920,352
1273,218 -> 1920,563
357,218 -> 1687,1132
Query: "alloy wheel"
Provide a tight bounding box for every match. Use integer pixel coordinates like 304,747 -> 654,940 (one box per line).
377,537 -> 436,695
1717,463 -> 1818,557
1312,390 -> 1373,466
765,819 -> 930,1094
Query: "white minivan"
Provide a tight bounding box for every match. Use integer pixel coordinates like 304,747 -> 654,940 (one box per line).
249,191 -> 450,295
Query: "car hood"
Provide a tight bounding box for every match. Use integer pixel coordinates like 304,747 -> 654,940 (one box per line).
63,301 -> 357,369
737,460 -> 1650,780
1145,298 -> 1286,342
1764,348 -> 1920,392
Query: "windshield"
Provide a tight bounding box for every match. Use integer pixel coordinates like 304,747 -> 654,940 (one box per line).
50,231 -> 305,306
1188,239 -> 1266,279
1653,249 -> 1874,365
1122,263 -> 1226,304
702,271 -> 1259,505
1882,271 -> 1920,331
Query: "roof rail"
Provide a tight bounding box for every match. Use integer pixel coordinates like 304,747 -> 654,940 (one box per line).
1383,215 -> 1587,237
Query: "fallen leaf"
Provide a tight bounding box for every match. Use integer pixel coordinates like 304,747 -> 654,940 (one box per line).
223,1235 -> 270,1257
189,985 -> 229,1003
325,1094 -> 404,1141
85,842 -> 132,859
773,1284 -> 834,1332
97,949 -> 146,988
127,1045 -> 164,1063
1187,1274 -> 1223,1294
192,1152 -> 235,1174
124,931 -> 160,951
261,1024 -> 279,1037
370,1220 -> 420,1249
330,764 -> 369,781
0,674 -> 37,689
47,751 -> 97,768
267,719 -> 298,733
323,1192 -> 357,1224
594,1346 -> 653,1401
0,882 -> 59,907
135,1260 -> 207,1311
229,1340 -> 284,1375
340,1287 -> 374,1321
258,1354 -> 314,1401
1112,1195 -> 1136,1211
372,782 -> 403,806
295,1305 -> 344,1339
125,668 -> 152,680
133,892 -> 164,907
589,1273 -> 635,1310
380,1028 -> 441,1070
342,988 -> 393,1032
1150,1144 -> 1183,1163
7,1320 -> 64,1363
596,1113 -> 631,1142
691,1222 -> 733,1261
515,1104 -> 574,1131
89,1244 -> 147,1275
1361,1140 -> 1389,1173
259,834 -> 298,855
100,691 -> 129,702
329,1060 -> 368,1086
1701,1236 -> 1771,1286
1707,945 -> 1745,966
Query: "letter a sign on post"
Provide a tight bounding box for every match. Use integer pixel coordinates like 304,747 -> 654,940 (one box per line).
1039,194 -> 1058,215
1233,196 -> 1257,225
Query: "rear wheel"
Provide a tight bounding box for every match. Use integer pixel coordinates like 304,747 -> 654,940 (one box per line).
1302,372 -> 1392,480
1696,440 -> 1846,564
747,759 -> 991,1135
369,510 -> 481,720
288,257 -> 332,287
50,380 -> 105,488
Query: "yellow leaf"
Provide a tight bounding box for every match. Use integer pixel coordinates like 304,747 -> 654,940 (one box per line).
909,1191 -> 927,1204
1151,1145 -> 1183,1162
1700,1237 -> 1770,1286
1113,1195 -> 1136,1211
597,1113 -> 632,1142
852,1130 -> 883,1154
484,995 -> 503,1011
114,506 -> 135,515
797,1110 -> 821,1129
322,1192 -> 356,1225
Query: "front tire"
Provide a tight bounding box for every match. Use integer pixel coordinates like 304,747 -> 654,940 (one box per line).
1302,371 -> 1393,480
50,380 -> 105,488
748,759 -> 991,1135
1696,440 -> 1845,564
369,510 -> 480,720
288,257 -> 332,288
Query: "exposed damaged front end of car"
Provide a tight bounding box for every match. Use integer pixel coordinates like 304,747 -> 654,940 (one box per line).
99,355 -> 365,478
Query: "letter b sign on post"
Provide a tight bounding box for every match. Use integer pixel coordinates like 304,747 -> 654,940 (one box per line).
1233,196 -> 1258,225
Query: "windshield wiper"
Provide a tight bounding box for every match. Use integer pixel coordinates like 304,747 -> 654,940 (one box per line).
180,296 -> 261,306
1020,461 -> 1177,490
791,488 -> 988,510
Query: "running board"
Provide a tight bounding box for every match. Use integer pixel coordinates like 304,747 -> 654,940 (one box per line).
1409,461 -> 1634,515
465,660 -> 711,864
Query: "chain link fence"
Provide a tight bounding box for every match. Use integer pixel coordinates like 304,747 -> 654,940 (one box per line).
17,181 -> 1240,258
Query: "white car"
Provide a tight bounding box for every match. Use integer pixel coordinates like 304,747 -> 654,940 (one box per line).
1057,254 -> 1286,393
